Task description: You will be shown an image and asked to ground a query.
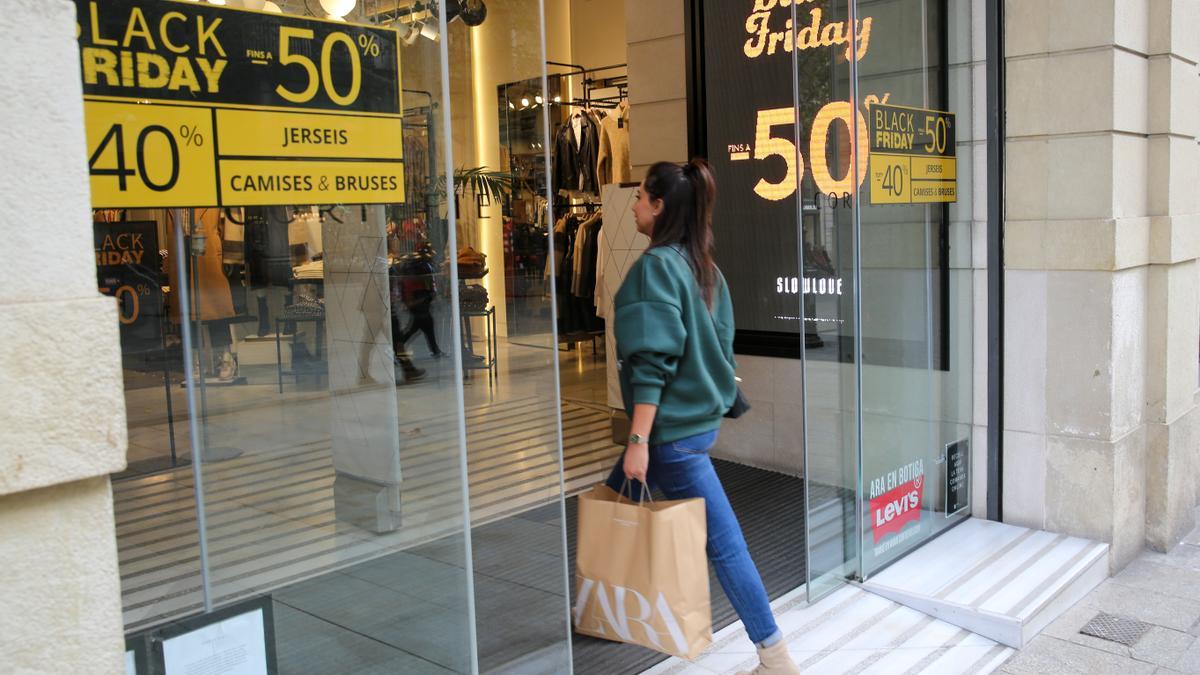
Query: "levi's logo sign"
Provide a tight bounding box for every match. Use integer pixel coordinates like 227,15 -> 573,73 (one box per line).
870,476 -> 923,543
575,577 -> 689,655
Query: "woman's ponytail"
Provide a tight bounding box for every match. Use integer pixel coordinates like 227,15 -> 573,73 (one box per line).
681,159 -> 718,307
643,159 -> 720,306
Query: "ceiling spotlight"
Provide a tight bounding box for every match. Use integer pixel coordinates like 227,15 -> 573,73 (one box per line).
319,0 -> 357,18
418,21 -> 440,42
520,97 -> 530,107
395,21 -> 419,45
553,95 -> 561,103
534,95 -> 543,104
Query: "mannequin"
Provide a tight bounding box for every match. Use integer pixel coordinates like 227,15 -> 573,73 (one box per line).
168,208 -> 237,378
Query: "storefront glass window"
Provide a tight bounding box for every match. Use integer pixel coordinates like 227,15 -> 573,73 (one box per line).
84,0 -> 567,671
86,0 -> 985,667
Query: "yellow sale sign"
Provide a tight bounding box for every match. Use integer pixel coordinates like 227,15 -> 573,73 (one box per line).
76,0 -> 404,208
867,103 -> 957,205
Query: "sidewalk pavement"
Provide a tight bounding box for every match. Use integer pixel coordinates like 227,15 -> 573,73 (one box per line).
999,511 -> 1200,674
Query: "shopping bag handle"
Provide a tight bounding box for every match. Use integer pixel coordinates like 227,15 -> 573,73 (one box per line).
617,478 -> 654,505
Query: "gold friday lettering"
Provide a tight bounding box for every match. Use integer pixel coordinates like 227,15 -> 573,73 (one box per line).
743,0 -> 874,62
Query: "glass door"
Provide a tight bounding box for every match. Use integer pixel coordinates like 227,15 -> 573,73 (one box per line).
794,0 -> 866,600
802,0 -> 977,594
696,0 -> 864,603
854,0 -> 975,580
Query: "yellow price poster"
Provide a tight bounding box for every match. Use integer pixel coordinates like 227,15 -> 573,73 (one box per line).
867,103 -> 956,205
219,159 -> 404,206
84,101 -> 218,208
215,109 -> 404,160
75,0 -> 404,208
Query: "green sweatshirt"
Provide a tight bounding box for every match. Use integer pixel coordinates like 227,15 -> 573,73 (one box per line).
613,245 -> 738,444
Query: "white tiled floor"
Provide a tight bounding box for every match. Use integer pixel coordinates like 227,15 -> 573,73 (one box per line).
642,585 -> 1014,675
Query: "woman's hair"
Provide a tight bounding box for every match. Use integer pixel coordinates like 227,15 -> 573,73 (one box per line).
643,158 -> 719,306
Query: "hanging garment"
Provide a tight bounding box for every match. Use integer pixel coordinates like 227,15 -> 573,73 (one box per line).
578,217 -> 602,300
571,215 -> 591,296
597,100 -> 632,186
168,209 -> 235,322
594,227 -> 608,318
547,215 -> 567,281
552,113 -> 600,195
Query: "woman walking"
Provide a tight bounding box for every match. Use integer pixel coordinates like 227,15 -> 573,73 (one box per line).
607,159 -> 800,674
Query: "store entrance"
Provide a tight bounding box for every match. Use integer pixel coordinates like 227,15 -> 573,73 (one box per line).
511,3 -> 816,671
92,0 -> 977,671
689,0 -> 980,605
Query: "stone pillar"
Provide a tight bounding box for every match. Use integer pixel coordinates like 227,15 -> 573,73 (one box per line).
625,0 -> 688,180
0,0 -> 127,671
1142,0 -> 1200,552
1002,0 -> 1200,569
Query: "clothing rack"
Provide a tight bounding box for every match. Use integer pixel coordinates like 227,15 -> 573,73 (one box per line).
557,200 -> 601,211
553,206 -> 605,353
372,1 -> 433,25
545,61 -> 627,110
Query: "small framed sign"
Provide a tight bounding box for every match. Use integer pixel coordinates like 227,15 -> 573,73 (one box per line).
149,595 -> 277,675
944,439 -> 970,517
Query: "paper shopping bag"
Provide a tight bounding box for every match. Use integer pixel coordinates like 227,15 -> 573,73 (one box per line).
574,484 -> 711,659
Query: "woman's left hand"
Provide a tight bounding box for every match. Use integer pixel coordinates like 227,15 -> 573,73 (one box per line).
623,443 -> 649,484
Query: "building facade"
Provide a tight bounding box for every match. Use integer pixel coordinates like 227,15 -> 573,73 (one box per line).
0,0 -> 1196,672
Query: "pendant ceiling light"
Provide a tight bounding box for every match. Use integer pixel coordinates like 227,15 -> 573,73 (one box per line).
319,0 -> 357,18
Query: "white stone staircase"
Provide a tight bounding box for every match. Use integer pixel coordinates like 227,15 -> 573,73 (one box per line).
860,518 -> 1110,648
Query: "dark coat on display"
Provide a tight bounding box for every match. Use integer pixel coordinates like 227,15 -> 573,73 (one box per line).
553,113 -> 600,195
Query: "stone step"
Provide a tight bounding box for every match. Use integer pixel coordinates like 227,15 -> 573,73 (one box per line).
642,584 -> 1015,675
860,518 -> 1110,648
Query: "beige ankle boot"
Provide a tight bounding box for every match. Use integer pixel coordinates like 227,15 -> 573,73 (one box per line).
736,639 -> 801,674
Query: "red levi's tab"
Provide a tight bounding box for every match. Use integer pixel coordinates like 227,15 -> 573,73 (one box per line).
870,476 -> 924,544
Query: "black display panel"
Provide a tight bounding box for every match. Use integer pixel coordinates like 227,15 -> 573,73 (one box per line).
689,0 -> 951,365
698,1 -> 852,341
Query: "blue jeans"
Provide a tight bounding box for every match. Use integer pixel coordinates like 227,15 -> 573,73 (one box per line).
605,430 -> 781,646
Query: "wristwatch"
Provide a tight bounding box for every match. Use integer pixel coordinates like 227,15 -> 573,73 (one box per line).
628,433 -> 648,445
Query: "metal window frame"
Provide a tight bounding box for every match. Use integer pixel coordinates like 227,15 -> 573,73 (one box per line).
985,0 -> 1005,521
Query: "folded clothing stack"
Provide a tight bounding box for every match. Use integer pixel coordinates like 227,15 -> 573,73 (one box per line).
459,284 -> 488,311
292,259 -> 324,280
456,246 -> 487,279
